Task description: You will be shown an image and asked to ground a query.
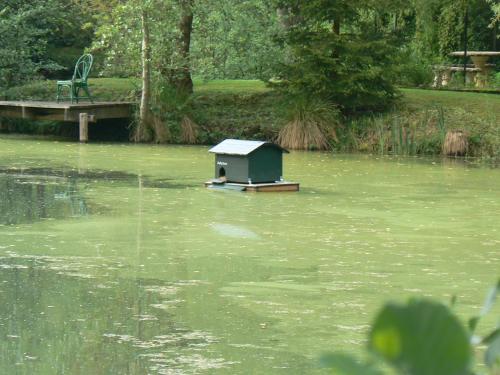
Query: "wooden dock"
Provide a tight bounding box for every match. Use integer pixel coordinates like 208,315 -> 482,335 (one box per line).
205,181 -> 299,192
0,101 -> 133,142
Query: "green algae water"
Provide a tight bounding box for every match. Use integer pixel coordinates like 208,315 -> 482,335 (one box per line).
0,136 -> 498,374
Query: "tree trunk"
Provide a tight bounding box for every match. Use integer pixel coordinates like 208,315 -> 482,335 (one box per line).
137,9 -> 152,141
493,20 -> 498,51
277,5 -> 302,29
277,7 -> 291,29
333,19 -> 340,35
175,0 -> 194,95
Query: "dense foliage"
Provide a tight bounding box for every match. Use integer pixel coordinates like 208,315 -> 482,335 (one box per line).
0,1 -> 57,88
413,0 -> 497,61
0,0 -> 97,89
191,0 -> 282,80
274,0 -> 402,111
0,0 -> 498,143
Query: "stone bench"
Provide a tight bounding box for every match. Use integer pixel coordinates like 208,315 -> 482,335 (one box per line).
433,64 -> 495,87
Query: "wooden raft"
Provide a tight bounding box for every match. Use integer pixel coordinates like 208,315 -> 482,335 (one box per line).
205,181 -> 299,192
0,101 -> 133,142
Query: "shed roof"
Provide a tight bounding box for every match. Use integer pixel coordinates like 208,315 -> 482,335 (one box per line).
209,139 -> 288,156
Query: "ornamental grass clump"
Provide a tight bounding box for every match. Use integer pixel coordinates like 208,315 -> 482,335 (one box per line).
152,115 -> 171,143
180,115 -> 199,144
443,130 -> 468,156
277,97 -> 338,150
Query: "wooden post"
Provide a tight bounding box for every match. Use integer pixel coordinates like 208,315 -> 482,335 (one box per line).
463,0 -> 468,85
79,113 -> 88,143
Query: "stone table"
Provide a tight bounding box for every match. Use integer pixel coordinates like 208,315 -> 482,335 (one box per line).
450,51 -> 500,87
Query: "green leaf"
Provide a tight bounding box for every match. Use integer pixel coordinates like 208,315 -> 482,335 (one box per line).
485,334 -> 500,369
469,316 -> 480,334
369,299 -> 472,375
480,279 -> 500,317
469,280 -> 499,336
450,295 -> 457,308
319,353 -> 383,375
483,328 -> 500,345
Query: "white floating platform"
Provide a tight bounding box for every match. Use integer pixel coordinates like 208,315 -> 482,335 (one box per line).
205,181 -> 299,192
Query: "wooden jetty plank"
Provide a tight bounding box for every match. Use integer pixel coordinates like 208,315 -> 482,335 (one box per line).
0,101 -> 132,109
0,101 -> 133,122
0,101 -> 134,142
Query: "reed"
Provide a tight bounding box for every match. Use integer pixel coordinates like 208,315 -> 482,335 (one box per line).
390,116 -> 405,154
374,116 -> 387,154
436,106 -> 447,145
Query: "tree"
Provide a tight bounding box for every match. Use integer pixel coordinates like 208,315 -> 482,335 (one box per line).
276,0 -> 400,111
172,0 -> 194,95
91,0 -> 180,141
492,1 -> 500,24
0,1 -> 64,89
43,0 -> 97,77
137,8 -> 153,141
191,0 -> 282,80
412,0 -> 497,62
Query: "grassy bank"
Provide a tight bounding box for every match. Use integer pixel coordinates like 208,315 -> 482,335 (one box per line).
1,79 -> 499,161
341,89 -> 499,161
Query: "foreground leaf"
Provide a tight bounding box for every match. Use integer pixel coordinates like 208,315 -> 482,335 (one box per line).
369,299 -> 472,375
319,353 -> 383,375
485,333 -> 500,370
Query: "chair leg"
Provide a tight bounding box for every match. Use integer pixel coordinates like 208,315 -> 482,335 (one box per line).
83,86 -> 94,104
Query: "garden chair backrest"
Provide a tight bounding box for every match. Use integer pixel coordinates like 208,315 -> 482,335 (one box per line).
73,54 -> 93,82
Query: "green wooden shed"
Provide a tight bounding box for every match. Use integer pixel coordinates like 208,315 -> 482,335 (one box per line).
209,139 -> 289,184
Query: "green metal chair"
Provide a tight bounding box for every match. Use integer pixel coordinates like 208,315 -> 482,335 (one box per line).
56,54 -> 94,103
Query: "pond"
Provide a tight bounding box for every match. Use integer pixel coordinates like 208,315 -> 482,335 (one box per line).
0,136 -> 498,374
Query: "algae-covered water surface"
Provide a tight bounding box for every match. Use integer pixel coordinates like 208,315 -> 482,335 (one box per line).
0,136 -> 498,374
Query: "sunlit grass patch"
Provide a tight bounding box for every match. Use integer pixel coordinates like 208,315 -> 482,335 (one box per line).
194,79 -> 269,94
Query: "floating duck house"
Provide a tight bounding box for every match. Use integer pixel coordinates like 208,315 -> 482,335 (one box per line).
206,139 -> 299,192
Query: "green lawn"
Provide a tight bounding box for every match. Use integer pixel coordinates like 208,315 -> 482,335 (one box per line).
401,88 -> 500,118
5,78 -> 499,118
194,79 -> 269,94
87,78 -> 269,95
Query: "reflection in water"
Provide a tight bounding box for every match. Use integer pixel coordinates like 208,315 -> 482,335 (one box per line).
211,223 -> 260,239
0,255 -> 229,374
0,166 -> 197,226
0,171 -> 88,225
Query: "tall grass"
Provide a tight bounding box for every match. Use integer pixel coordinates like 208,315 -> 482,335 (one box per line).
388,114 -> 419,156
443,130 -> 468,156
436,106 -> 447,146
337,106 -> 498,161
180,116 -> 198,144
374,116 -> 387,154
336,107 -> 457,156
277,96 -> 339,150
